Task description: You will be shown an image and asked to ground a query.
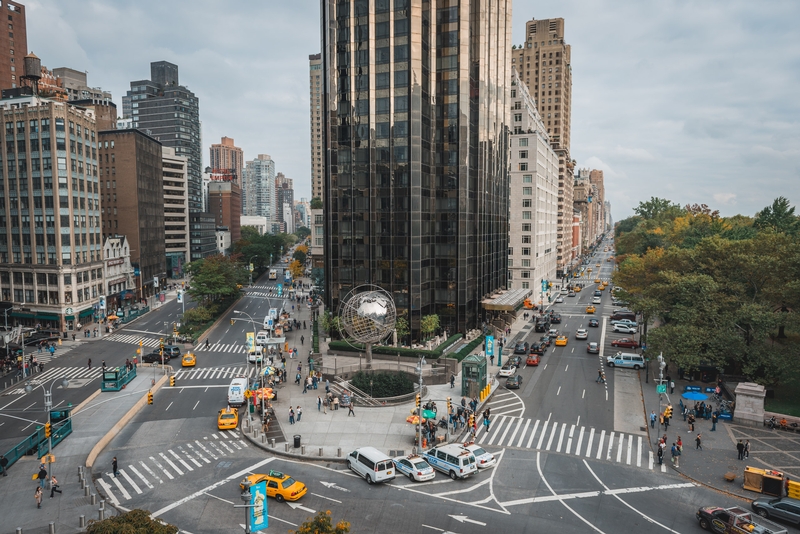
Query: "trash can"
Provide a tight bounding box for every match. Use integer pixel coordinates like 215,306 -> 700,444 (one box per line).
293,435 -> 301,448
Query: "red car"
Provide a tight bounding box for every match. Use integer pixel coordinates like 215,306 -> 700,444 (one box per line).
526,354 -> 541,366
610,338 -> 639,348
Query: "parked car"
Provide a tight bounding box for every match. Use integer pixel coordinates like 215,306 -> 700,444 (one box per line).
550,313 -> 562,324
613,324 -> 637,334
526,353 -> 541,366
588,319 -> 600,327
142,352 -> 169,364
498,363 -> 516,377
752,497 -> 800,526
611,318 -> 638,328
548,328 -> 559,339
529,342 -> 545,355
507,355 -> 523,369
611,338 -> 639,348
587,342 -> 600,354
393,455 -> 436,482
505,375 -> 523,389
575,329 -> 588,340
513,342 -> 529,355
461,444 -> 497,469
539,335 -> 552,347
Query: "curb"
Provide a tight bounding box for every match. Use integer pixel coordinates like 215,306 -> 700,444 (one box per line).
240,420 -> 348,464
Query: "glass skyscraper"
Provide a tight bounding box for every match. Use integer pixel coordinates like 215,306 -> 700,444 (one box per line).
321,0 -> 512,338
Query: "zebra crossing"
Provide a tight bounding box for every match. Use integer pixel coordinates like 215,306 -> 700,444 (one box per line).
485,390 -> 525,418
3,365 -> 104,395
96,431 -> 248,506
104,333 -> 162,348
476,415 -> 665,472
174,365 -> 263,381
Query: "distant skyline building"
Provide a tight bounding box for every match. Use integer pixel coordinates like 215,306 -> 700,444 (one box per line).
122,61 -> 203,214
308,53 -> 323,200
275,172 -> 293,233
209,136 -> 244,185
162,147 -> 189,279
512,17 -> 575,277
53,68 -> 112,103
242,154 -> 276,221
321,0 -> 512,337
0,1 -> 26,91
208,181 -> 242,243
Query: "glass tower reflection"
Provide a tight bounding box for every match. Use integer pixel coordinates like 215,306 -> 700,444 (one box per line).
322,0 -> 511,338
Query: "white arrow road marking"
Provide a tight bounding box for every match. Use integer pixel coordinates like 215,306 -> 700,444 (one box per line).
287,502 -> 316,513
449,515 -> 486,526
319,481 -> 350,492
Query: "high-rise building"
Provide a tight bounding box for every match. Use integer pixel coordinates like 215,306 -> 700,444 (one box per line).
122,61 -> 202,214
0,95 -> 102,331
162,147 -> 189,278
98,128 -> 166,300
189,213 -> 217,261
209,136 -> 244,185
242,154 -> 276,220
309,53 -> 324,201
507,70 -> 558,302
208,181 -> 242,243
0,1 -> 26,91
589,169 -> 605,240
321,0 -> 512,337
52,68 -> 112,103
275,173 -> 293,232
512,17 -> 574,277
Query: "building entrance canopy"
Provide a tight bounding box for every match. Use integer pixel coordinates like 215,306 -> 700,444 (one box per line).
481,288 -> 532,312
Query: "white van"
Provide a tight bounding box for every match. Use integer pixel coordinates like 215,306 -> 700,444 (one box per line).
227,377 -> 248,406
347,447 -> 396,484
247,348 -> 263,364
605,352 -> 645,370
256,331 -> 269,346
422,444 -> 477,480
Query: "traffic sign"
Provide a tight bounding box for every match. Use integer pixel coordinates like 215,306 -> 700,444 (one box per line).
656,384 -> 667,394
250,479 -> 268,531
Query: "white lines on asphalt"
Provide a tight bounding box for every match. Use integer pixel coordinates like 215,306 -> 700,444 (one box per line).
545,422 -> 558,451
127,465 -> 153,490
534,452 -> 605,533
626,436 -> 633,465
556,386 -> 561,395
187,443 -> 211,464
139,460 -> 162,484
219,441 -> 235,454
582,461 -> 686,534
165,402 -> 173,411
648,450 -> 654,470
266,515 -> 298,527
150,456 -> 174,479
596,430 -> 605,460
310,492 -> 341,503
193,401 -> 199,410
566,425 -> 575,455
536,420 -> 549,450
169,449 -> 194,472
636,437 -> 642,468
516,419 -> 530,448
120,469 -> 143,494
616,433 -> 624,464
526,419 -> 539,449
565,365 -> 569,372
582,389 -> 586,399
159,452 -> 183,476
543,364 -> 547,371
203,492 -> 234,505
152,458 -> 275,518
556,423 -> 566,452
108,472 -> 132,500
585,428 -> 595,457
97,478 -> 120,506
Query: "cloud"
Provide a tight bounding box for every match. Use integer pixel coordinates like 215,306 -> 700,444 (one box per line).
713,193 -> 737,206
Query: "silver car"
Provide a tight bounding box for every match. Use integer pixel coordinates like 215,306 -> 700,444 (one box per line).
752,497 -> 800,526
613,324 -> 637,334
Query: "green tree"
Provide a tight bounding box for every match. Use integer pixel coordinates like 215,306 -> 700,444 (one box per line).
754,196 -> 799,235
290,510 -> 350,534
184,255 -> 247,306
86,509 -> 178,534
295,226 -> 311,240
310,197 -> 323,209
420,314 -> 440,340
633,197 -> 682,221
293,249 -> 307,264
395,316 -> 410,346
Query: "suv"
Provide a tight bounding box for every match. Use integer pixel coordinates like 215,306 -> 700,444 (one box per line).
162,345 -> 182,358
550,313 -> 562,324
142,351 -> 170,364
513,342 -> 529,355
529,342 -> 545,355
752,497 -> 800,526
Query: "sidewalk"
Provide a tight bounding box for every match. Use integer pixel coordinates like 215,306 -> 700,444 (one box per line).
0,368 -> 167,533
639,369 -> 800,499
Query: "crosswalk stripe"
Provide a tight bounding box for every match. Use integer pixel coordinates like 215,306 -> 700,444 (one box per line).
120,469 -> 143,494
575,426 -> 585,456
507,419 -> 523,447
179,446 -> 203,467
648,450 -> 654,470
606,431 -> 615,461
585,428 -> 595,457
566,425 -> 575,455
108,473 -> 132,500
545,423 -> 558,451
516,419 -> 530,448
537,420 -> 549,450
616,433 -> 624,464
557,423 -> 567,453
194,440 -> 217,461
218,441 -> 235,454
239,440 -> 248,448
159,452 -> 183,476
128,465 -> 153,489
185,443 -> 210,464
596,430 -> 605,460
526,419 -> 540,449
168,449 -> 194,472
149,456 -> 174,480
636,436 -> 642,468
207,440 -> 226,457
626,435 -> 633,465
97,478 -> 120,505
139,460 -> 163,484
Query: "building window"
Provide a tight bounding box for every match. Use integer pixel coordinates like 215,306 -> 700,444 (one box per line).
522,187 -> 532,196
521,248 -> 531,256
522,282 -> 530,289
522,211 -> 531,220
521,271 -> 531,279
519,163 -> 528,171
519,138 -> 528,147
522,235 -> 531,244
522,259 -> 531,267
522,199 -> 532,208
519,150 -> 528,159
508,259 -> 513,267
514,113 -> 522,122
521,223 -> 531,232
523,175 -> 533,183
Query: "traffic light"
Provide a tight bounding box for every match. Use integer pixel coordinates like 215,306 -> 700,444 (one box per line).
44,422 -> 51,438
415,394 -> 420,410
664,405 -> 673,420
231,319 -> 235,326
446,397 -> 452,414
147,391 -> 153,405
159,338 -> 164,351
468,413 -> 475,428
170,376 -> 175,387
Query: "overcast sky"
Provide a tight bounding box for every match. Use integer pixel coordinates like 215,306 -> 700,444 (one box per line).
27,0 -> 799,221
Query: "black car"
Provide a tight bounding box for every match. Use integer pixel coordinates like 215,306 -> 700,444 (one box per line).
539,335 -> 551,347
505,375 -> 523,389
513,342 -> 529,355
530,342 -> 545,355
588,319 -> 600,327
507,355 -> 523,368
142,352 -> 170,364
550,313 -> 562,324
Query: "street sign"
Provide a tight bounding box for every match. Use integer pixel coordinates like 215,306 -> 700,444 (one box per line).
485,336 -> 494,356
246,332 -> 255,351
250,479 -> 268,531
656,384 -> 667,394
277,284 -> 283,296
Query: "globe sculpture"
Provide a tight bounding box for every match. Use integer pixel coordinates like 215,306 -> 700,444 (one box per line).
339,286 -> 396,367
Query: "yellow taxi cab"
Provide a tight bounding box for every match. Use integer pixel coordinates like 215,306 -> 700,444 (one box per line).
607,257 -> 613,262
586,305 -> 596,314
594,278 -> 601,283
217,407 -> 239,430
596,263 -> 601,267
240,470 -> 307,502
555,335 -> 568,346
181,352 -> 197,367
574,286 -> 581,292
598,284 -> 606,291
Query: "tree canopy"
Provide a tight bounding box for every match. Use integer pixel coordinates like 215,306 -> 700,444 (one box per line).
86,509 -> 178,534
614,197 -> 800,387
184,254 -> 248,307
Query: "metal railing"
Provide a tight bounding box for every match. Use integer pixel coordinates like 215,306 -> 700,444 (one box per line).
319,360 -> 444,379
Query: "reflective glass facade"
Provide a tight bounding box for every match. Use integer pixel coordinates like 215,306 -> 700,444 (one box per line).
322,0 -> 511,338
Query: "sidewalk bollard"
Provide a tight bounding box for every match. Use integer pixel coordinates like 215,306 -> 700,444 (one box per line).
100,499 -> 105,510
49,522 -> 55,534
16,528 -> 22,534
284,443 -> 289,452
319,447 -> 323,457
261,434 -> 266,444
254,429 -> 259,438
301,445 -> 306,454
271,438 -> 275,448
84,485 -> 90,496
80,515 -> 86,528
98,508 -> 104,521
90,493 -> 96,505
338,447 -> 342,457
81,479 -> 86,490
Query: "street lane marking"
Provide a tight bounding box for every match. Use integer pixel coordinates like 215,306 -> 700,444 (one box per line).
596,430 -> 605,460
545,422 -> 558,450
187,443 -> 212,463
648,450 -> 654,470
566,424 -> 575,455
556,386 -> 561,395
310,492 -> 341,503
169,449 -> 194,472
203,492 -> 234,504
616,433 -> 624,463
565,365 -> 568,372
165,402 -> 173,411
626,435 -> 633,465
193,400 -> 199,410
159,452 -> 184,476
120,469 -> 143,494
97,478 -> 120,505
556,423 -> 566,452
128,464 -> 153,489
207,441 -> 226,457
526,419 -> 540,449
150,456 -> 174,479
152,458 -> 274,518
536,420 -> 549,449
585,427 -> 595,457
139,460 -> 162,484
516,419 -> 530,448
219,441 -> 235,454
606,431 -> 615,461
534,452 -> 604,533
108,472 -> 132,500
576,426 -> 585,456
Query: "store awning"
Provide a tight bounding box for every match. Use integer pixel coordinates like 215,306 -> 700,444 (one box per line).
78,308 -> 94,318
481,288 -> 532,312
65,316 -> 74,321
36,313 -> 59,321
10,311 -> 34,319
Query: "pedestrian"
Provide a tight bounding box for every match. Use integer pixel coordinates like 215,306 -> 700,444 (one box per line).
302,379 -> 307,394
0,454 -> 7,476
87,358 -> 92,369
657,446 -> 663,465
325,379 -> 330,393
671,443 -> 680,468
35,486 -> 43,509
677,436 -> 683,452
483,412 -> 490,433
450,374 -> 455,388
489,354 -> 495,366
670,380 -> 675,394
49,475 -> 61,498
664,412 -> 670,430
323,396 -> 328,414
683,407 -> 689,422
37,465 -> 47,488
101,360 -> 106,371
71,333 -> 76,342
296,406 -> 302,422
133,356 -> 138,368
744,439 -> 750,459
688,413 -> 695,432
348,400 -> 355,417
112,456 -> 119,477
289,408 -> 295,425
650,411 -> 656,429
317,396 -> 322,412
596,369 -> 604,383
205,338 -> 210,349
711,413 -> 718,431
736,439 -> 744,460
300,335 -> 304,345
696,433 -> 702,450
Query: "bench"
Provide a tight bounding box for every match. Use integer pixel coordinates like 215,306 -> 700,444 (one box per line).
724,472 -> 736,482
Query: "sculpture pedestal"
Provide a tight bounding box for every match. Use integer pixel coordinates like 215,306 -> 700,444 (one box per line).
733,382 -> 766,426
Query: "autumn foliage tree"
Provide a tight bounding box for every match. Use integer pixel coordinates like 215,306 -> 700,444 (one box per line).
290,511 -> 350,534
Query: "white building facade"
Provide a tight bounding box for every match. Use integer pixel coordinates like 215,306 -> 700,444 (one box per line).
162,147 -> 190,278
103,235 -> 134,309
508,69 -> 559,302
242,154 -> 276,221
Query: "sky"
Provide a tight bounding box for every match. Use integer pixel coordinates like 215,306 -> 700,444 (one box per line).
26,0 -> 800,221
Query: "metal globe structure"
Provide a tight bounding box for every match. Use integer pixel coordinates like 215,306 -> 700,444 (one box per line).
339,286 -> 396,367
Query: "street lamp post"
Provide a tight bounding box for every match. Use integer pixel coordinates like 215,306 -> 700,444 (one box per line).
25,377 -> 69,478
248,255 -> 258,286
416,356 -> 426,453
234,310 -> 265,423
